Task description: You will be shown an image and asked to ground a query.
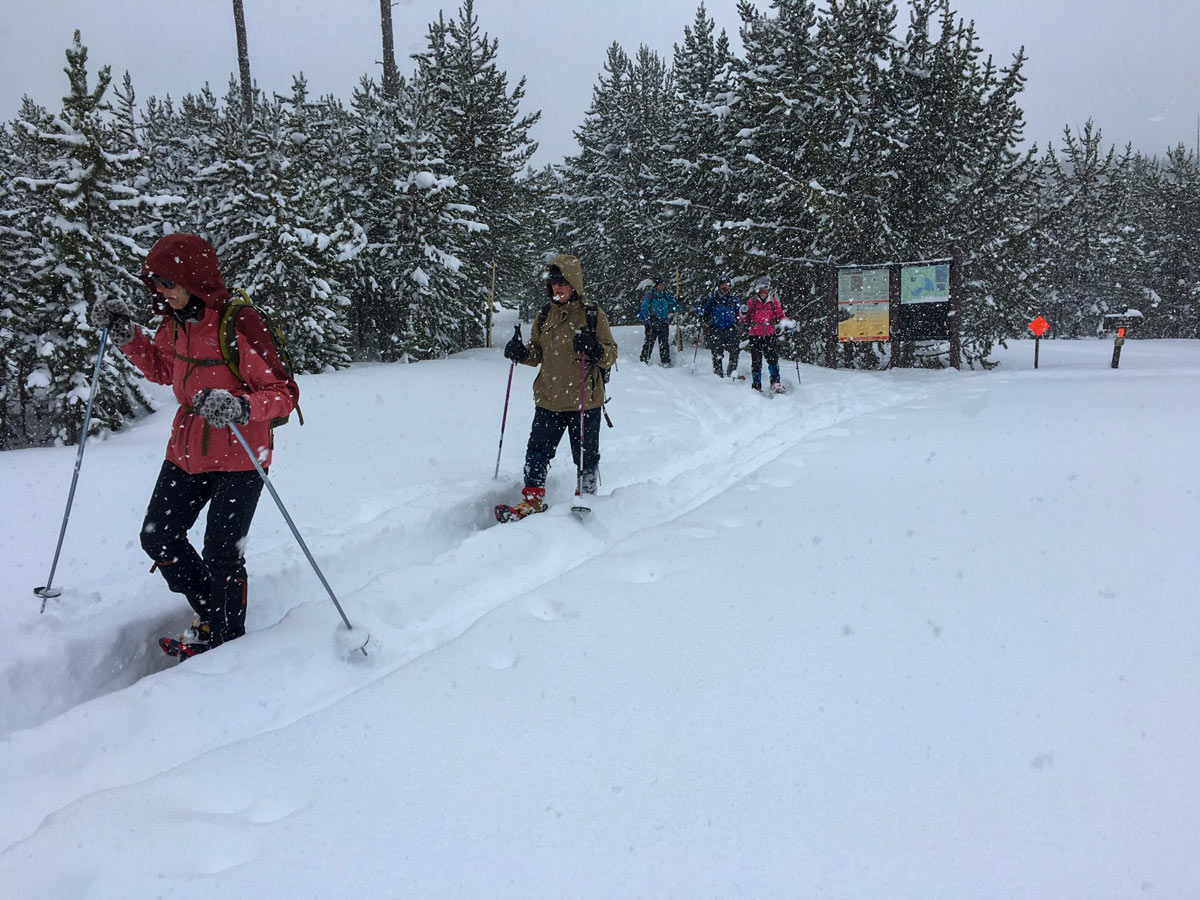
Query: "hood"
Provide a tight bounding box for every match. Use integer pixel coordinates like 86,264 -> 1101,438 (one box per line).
141,234 -> 231,308
545,253 -> 586,301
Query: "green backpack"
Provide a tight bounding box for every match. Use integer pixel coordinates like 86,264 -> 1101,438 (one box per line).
174,289 -> 303,428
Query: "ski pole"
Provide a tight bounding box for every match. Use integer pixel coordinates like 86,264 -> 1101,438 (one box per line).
691,320 -> 700,374
229,422 -> 365,655
577,354 -> 587,494
35,327 -> 110,613
494,324 -> 519,479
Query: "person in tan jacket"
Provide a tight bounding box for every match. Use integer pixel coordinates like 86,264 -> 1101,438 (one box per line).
495,254 -> 618,521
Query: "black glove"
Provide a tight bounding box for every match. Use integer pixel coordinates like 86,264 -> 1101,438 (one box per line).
88,296 -> 135,344
504,329 -> 528,362
192,388 -> 250,427
573,330 -> 604,362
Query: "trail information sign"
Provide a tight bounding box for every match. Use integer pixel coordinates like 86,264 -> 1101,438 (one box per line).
837,267 -> 890,342
896,263 -> 951,340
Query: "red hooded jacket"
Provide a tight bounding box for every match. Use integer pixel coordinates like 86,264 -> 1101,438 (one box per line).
121,234 -> 296,474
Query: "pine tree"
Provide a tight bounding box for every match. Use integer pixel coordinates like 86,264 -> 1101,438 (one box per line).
1041,119 -> 1136,337
229,78 -> 353,372
661,3 -> 740,303
10,34 -> 158,445
560,42 -> 675,319
1129,147 -> 1200,337
719,0 -> 824,349
344,74 -> 478,360
414,0 -> 540,333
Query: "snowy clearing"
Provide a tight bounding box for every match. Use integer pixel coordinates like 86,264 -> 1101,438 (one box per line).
2,328 -> 1197,899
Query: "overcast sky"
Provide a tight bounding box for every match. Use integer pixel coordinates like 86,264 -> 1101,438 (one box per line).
1,0 -> 1197,166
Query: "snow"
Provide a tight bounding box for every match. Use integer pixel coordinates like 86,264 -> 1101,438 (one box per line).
1,324 -> 1198,898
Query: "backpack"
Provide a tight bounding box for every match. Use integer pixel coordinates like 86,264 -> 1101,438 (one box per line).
173,289 -> 303,428
219,290 -> 303,428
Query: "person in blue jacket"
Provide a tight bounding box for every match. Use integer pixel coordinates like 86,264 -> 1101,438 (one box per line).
695,274 -> 742,377
638,276 -> 678,366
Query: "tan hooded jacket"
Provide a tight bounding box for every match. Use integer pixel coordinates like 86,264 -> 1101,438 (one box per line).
522,254 -> 618,412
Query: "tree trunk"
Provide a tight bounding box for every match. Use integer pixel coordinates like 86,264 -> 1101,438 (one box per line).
232,0 -> 254,119
380,0 -> 399,100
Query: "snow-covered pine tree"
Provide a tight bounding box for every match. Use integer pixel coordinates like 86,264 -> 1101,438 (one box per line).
226,77 -> 352,372
414,0 -> 539,337
718,0 -> 824,351
560,42 -> 675,320
881,0 -> 1042,367
1040,119 -> 1136,338
0,111 -> 41,448
10,34 -> 159,445
661,3 -> 740,304
1131,147 -> 1200,337
344,74 -> 478,360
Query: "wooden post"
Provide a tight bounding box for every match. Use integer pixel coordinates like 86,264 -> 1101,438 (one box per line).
674,267 -> 684,351
1034,337 -> 1040,369
887,264 -> 901,368
487,260 -> 496,348
1111,327 -> 1125,369
825,261 -> 838,369
948,249 -> 963,370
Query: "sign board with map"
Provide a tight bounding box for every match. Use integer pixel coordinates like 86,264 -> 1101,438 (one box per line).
895,263 -> 951,340
837,267 -> 890,342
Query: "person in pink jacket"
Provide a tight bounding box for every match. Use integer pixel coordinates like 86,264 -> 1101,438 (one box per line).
88,234 -> 297,658
739,276 -> 787,393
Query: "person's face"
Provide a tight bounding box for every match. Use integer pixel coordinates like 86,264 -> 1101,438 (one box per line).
719,281 -> 731,292
157,281 -> 191,310
549,277 -> 574,303
758,287 -> 769,298
147,273 -> 191,309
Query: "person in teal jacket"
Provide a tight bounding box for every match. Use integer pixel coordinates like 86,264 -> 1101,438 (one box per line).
638,276 -> 678,366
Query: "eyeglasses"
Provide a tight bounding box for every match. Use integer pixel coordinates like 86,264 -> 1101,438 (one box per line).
144,273 -> 175,289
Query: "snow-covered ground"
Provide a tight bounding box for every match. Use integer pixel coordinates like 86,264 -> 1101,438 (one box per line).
2,324 -> 1197,899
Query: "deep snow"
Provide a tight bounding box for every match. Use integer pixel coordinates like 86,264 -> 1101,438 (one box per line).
1,324 -> 1197,899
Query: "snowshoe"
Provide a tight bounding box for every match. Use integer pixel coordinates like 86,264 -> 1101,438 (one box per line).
770,382 -> 786,395
158,636 -> 211,659
495,487 -> 548,524
159,618 -> 215,660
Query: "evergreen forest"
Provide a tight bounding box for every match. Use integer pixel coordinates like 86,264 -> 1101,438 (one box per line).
2,0 -> 1197,448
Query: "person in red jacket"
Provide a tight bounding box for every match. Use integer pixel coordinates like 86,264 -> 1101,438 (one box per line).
89,234 -> 297,658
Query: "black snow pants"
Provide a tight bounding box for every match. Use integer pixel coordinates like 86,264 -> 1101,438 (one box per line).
141,460 -> 264,644
706,326 -> 741,376
639,320 -> 672,365
523,406 -> 602,494
748,334 -> 781,387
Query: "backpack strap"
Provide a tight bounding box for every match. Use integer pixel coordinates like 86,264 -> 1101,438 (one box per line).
536,302 -> 552,335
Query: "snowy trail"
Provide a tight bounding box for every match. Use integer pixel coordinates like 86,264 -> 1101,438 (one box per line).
0,328 -> 957,852
3,338 -> 1199,898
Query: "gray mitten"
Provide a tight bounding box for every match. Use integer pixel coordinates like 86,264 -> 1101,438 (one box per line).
192,388 -> 250,427
89,296 -> 135,344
